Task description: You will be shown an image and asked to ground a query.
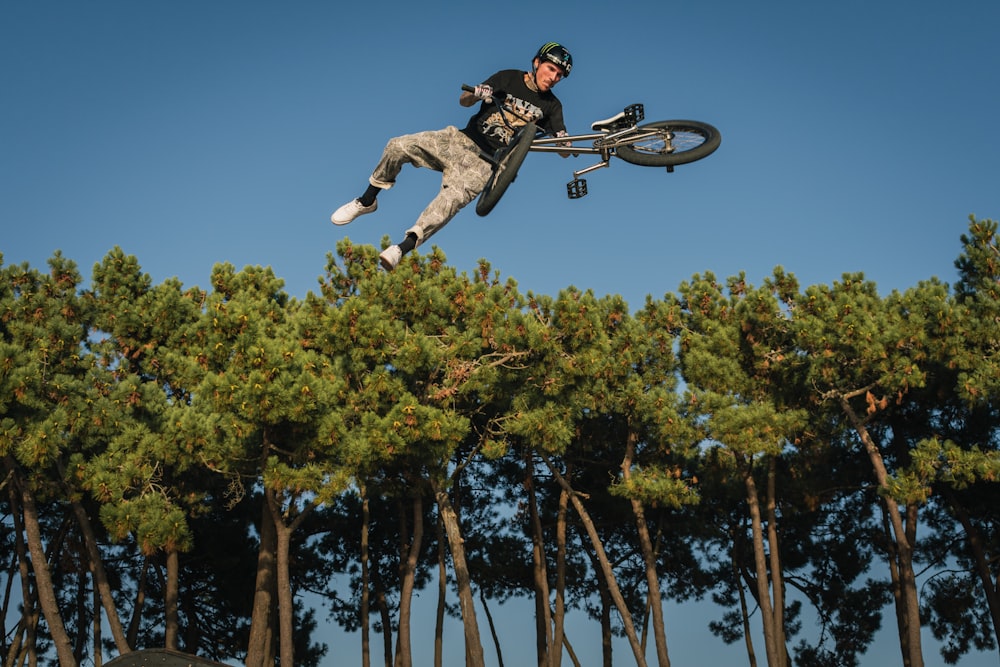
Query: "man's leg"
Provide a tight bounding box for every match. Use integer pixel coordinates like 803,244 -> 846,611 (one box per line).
404,130 -> 492,246
369,129 -> 449,189
333,128 -> 449,226
380,129 -> 492,270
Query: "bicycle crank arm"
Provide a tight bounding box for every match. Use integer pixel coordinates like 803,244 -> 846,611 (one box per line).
573,160 -> 610,178
566,159 -> 610,199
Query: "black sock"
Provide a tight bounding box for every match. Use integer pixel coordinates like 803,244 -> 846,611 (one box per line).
398,233 -> 417,255
358,185 -> 381,207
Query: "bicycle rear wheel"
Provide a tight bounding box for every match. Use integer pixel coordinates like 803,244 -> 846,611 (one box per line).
475,122 -> 536,216
615,120 -> 721,168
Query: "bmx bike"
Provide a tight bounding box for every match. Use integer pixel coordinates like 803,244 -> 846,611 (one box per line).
462,84 -> 721,216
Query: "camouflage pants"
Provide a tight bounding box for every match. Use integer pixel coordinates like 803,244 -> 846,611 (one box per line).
369,125 -> 493,246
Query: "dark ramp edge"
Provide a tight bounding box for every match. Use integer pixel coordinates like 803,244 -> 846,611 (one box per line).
105,648 -> 236,667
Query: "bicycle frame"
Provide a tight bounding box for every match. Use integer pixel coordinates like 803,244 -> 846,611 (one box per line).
526,104 -> 676,198
529,125 -> 670,178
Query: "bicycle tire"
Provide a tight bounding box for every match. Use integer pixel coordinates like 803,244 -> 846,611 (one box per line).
614,120 -> 721,168
475,122 -> 536,217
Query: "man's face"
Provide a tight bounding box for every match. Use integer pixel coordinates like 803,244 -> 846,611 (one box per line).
533,59 -> 565,92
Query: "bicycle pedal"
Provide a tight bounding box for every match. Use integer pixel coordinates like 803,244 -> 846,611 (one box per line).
567,178 -> 588,199
624,103 -> 645,125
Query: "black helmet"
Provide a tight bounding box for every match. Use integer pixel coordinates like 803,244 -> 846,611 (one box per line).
535,42 -> 573,77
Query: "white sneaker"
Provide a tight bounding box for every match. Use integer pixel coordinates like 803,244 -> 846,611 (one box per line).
379,245 -> 402,271
331,198 -> 377,226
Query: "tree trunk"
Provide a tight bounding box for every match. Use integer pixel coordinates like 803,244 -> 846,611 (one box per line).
164,548 -> 179,650
67,497 -> 131,656
361,493 -> 372,667
551,480 -> 570,667
621,430 -> 671,667
840,395 -> 924,667
742,459 -> 783,667
13,464 -> 77,667
7,473 -> 41,667
244,496 -> 278,667
432,482 -> 486,667
764,456 -> 789,666
589,547 -> 614,667
265,487 -> 317,667
271,497 -> 295,667
880,506 -> 910,667
91,583 -> 103,667
395,494 -> 424,667
126,558 -> 150,649
371,559 -> 395,667
903,500 -> 922,660
435,514 -> 447,667
525,460 -> 554,667
944,486 -> 1000,648
732,543 -> 758,667
539,453 -> 648,667
480,589 -> 505,667
559,630 -> 583,667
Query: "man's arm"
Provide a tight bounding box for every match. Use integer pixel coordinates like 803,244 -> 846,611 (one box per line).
461,82 -> 496,107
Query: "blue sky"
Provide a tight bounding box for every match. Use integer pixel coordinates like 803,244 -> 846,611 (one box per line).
2,1 -> 998,665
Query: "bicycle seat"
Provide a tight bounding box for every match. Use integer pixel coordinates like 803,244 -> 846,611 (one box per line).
591,111 -> 627,132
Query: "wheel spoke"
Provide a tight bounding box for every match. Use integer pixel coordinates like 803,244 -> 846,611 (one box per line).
633,128 -> 707,155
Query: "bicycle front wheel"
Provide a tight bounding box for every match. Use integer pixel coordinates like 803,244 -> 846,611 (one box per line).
475,122 -> 536,217
614,120 -> 721,168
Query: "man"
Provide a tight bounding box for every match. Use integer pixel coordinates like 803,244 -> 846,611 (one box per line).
331,42 -> 573,271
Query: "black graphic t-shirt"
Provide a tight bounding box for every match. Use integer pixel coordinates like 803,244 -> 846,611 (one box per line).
462,69 -> 566,153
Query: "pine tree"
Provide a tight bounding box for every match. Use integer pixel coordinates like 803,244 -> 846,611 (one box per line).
794,271 -> 934,667
1,253 -> 94,667
181,262 -> 337,667
670,271 -> 810,667
915,217 -> 1000,662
